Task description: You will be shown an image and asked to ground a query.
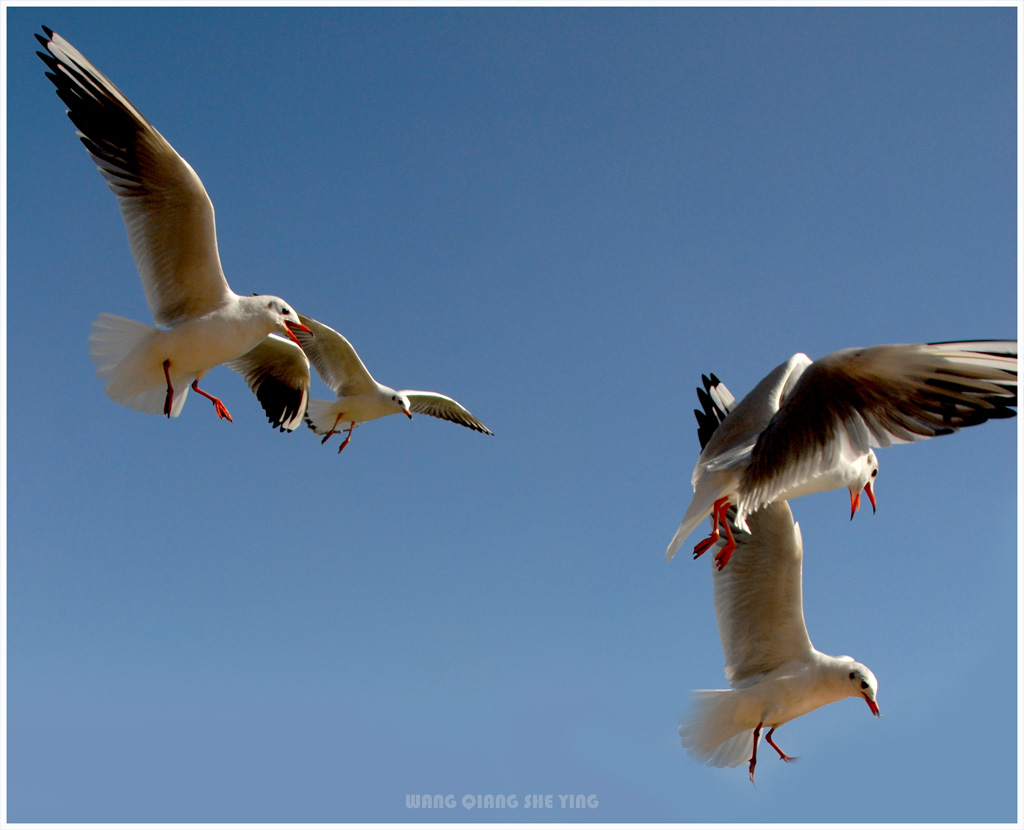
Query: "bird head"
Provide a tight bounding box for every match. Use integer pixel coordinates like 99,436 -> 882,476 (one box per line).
845,663 -> 880,717
848,450 -> 879,520
388,391 -> 413,419
260,297 -> 312,347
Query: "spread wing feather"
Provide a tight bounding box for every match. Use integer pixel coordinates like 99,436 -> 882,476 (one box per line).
404,391 -> 493,434
37,27 -> 232,326
226,334 -> 310,431
292,313 -> 377,398
740,341 -> 1017,512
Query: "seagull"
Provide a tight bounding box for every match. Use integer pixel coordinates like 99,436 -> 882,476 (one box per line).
678,500 -> 881,784
37,27 -> 312,428
678,378 -> 879,785
666,341 -> 1017,568
293,313 -> 493,452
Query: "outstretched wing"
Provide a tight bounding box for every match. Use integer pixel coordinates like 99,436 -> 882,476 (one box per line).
741,340 -> 1017,511
292,313 -> 377,399
226,334 -> 310,431
37,27 -> 233,325
403,391 -> 493,435
710,501 -> 815,688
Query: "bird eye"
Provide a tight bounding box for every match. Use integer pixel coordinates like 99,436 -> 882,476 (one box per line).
849,672 -> 855,679
860,680 -> 868,689
871,469 -> 878,477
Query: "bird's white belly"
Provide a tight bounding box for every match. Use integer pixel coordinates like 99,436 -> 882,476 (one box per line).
330,394 -> 398,424
742,665 -> 844,727
106,312 -> 271,402
158,313 -> 269,376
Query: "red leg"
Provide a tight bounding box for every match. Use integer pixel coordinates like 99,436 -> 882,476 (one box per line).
321,412 -> 345,445
748,721 -> 762,785
765,728 -> 796,763
190,379 -> 233,422
337,422 -> 356,453
163,360 -> 174,417
714,519 -> 737,571
693,497 -> 731,560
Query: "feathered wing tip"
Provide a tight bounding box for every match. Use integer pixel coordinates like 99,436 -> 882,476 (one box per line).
667,373 -> 742,561
224,335 -> 310,432
253,375 -> 307,432
304,398 -> 342,435
705,373 -> 737,412
88,313 -> 188,417
404,391 -> 494,435
678,690 -> 752,768
696,378 -> 749,468
926,339 -> 1017,359
924,340 -> 1018,412
695,391 -> 722,450
694,373 -> 736,452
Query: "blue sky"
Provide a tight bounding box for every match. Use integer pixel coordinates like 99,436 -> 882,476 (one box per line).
4,5 -> 1019,824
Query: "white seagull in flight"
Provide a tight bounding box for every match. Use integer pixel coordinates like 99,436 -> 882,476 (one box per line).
37,27 -> 312,429
293,313 -> 493,453
666,341 -> 1017,569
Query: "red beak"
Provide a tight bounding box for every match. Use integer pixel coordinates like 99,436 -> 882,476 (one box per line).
405,411 -> 413,420
864,481 -> 877,514
863,693 -> 880,717
849,488 -> 860,521
284,320 -> 313,347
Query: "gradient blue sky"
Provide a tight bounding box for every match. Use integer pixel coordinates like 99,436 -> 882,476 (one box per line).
4,5 -> 1020,825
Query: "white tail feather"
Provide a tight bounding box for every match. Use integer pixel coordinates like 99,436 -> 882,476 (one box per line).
666,506 -> 710,562
89,313 -> 156,380
304,398 -> 341,434
666,473 -> 737,561
88,313 -> 189,416
678,689 -> 753,768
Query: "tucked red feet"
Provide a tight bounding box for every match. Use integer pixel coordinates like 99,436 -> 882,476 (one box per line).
713,522 -> 737,571
693,497 -> 737,569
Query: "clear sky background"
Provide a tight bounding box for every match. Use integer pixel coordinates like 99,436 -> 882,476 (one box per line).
4,5 -> 1019,825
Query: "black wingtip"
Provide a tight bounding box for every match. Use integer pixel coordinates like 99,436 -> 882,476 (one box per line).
38,55 -> 60,77
246,372 -> 308,432
694,373 -> 730,451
